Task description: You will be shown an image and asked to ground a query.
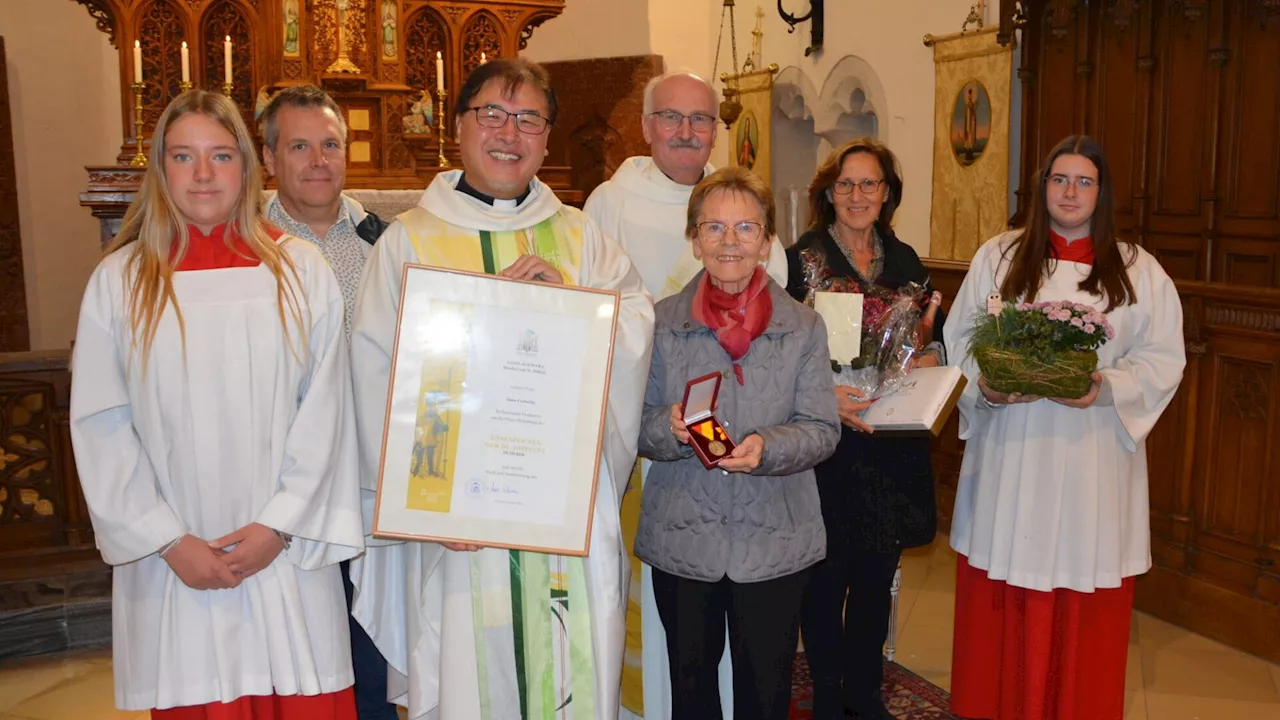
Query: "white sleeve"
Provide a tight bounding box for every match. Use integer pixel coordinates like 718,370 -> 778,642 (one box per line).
944,239 -> 1001,441
579,220 -> 656,504
1098,259 -> 1186,451
256,252 -> 365,569
765,235 -> 789,288
350,220 -> 416,537
69,262 -> 186,566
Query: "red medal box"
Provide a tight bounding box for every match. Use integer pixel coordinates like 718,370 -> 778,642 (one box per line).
682,372 -> 736,469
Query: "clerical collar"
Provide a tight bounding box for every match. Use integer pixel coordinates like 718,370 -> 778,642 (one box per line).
455,173 -> 531,208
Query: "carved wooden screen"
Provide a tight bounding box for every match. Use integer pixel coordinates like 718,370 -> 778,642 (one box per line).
201,1 -> 255,113
0,37 -> 30,352
405,8 -> 449,95
136,0 -> 187,132
462,10 -> 503,74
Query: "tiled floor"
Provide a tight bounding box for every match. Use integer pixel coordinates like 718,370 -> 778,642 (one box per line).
2,535 -> 1279,719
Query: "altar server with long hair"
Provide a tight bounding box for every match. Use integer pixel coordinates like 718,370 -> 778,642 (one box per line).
944,135 -> 1186,720
69,90 -> 364,719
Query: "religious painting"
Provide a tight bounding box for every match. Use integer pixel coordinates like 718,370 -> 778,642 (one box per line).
950,79 -> 991,167
381,0 -> 397,59
283,0 -> 300,56
736,111 -> 759,170
929,29 -> 1014,261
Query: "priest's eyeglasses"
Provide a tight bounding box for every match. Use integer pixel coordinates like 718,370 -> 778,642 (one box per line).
696,221 -> 765,244
832,178 -> 886,195
650,110 -> 718,133
467,105 -> 551,135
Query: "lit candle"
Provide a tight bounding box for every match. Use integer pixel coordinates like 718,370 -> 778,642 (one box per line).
436,51 -> 444,93
133,40 -> 143,84
224,36 -> 233,84
180,42 -> 190,84
480,52 -> 487,64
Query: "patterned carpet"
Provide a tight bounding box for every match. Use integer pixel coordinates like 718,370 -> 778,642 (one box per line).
789,653 -> 960,720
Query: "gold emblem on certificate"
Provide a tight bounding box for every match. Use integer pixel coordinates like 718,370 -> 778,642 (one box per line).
708,440 -> 726,457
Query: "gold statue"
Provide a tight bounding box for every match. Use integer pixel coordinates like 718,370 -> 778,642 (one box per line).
326,0 -> 362,74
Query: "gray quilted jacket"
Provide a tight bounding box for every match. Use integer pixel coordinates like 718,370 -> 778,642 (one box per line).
634,275 -> 841,583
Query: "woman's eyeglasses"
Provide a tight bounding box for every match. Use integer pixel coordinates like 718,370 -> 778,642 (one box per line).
696,221 -> 765,244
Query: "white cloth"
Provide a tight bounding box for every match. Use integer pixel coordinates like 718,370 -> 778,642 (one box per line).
349,170 -> 654,719
585,156 -> 788,301
69,237 -> 365,710
945,230 -> 1186,592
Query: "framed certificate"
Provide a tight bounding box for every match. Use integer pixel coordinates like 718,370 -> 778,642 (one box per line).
371,264 -> 620,556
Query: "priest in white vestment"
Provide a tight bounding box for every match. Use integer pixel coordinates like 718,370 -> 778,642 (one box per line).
944,136 -> 1185,720
584,71 -> 787,720
349,58 -> 653,720
69,91 -> 364,717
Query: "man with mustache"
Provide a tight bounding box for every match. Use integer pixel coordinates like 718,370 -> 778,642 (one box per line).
260,85 -> 398,720
584,71 -> 787,720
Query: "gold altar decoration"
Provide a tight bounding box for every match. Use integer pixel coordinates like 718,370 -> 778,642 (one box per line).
925,22 -> 1014,261
70,0 -> 566,186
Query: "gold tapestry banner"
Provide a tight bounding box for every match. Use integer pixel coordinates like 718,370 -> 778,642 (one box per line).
726,67 -> 777,186
928,28 -> 1014,261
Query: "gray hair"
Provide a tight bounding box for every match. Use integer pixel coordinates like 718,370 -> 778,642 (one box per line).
260,84 -> 348,150
642,71 -> 718,117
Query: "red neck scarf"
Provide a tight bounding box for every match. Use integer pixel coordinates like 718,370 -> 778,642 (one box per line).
691,266 -> 774,385
1050,229 -> 1095,265
171,223 -> 280,271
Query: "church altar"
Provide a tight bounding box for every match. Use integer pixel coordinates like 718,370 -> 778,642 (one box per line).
73,0 -> 580,241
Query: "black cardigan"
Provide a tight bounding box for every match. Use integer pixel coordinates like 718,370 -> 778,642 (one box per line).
784,227 -> 942,553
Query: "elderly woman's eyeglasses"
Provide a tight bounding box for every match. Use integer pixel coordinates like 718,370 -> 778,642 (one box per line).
467,105 -> 551,135
696,221 -> 765,244
649,110 -> 718,133
832,178 -> 885,196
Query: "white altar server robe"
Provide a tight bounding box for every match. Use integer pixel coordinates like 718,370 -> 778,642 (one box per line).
945,230 -> 1186,592
69,237 -> 365,711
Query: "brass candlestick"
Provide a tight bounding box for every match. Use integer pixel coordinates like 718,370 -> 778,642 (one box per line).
179,81 -> 193,93
436,88 -> 450,168
129,82 -> 147,168
222,81 -> 234,96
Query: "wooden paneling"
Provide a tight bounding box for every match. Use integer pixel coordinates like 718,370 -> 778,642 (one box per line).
0,38 -> 30,352
1015,0 -> 1280,287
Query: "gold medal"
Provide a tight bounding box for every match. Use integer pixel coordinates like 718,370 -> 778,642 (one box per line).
708,440 -> 726,456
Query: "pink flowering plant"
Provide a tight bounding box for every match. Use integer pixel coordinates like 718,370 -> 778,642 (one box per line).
968,299 -> 1115,399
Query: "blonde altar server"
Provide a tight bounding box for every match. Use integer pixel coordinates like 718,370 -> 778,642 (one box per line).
584,70 -> 786,720
69,90 -> 364,719
349,58 -> 654,720
944,135 -> 1185,720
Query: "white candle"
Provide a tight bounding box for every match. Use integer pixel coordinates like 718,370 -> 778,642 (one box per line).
223,36 -> 233,84
133,40 -> 143,84
480,52 -> 487,65
180,42 -> 190,83
436,51 -> 444,93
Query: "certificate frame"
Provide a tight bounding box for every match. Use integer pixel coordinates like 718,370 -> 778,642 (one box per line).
371,263 -> 620,556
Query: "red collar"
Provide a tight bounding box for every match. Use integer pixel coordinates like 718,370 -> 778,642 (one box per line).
171,223 -> 281,271
1049,230 -> 1094,265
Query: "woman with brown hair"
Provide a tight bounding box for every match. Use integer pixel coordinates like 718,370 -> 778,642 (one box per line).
786,137 -> 945,720
637,166 -> 840,720
944,135 -> 1185,720
69,90 -> 363,719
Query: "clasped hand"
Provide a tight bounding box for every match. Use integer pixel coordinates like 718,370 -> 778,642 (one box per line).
501,255 -> 563,284
163,522 -> 285,590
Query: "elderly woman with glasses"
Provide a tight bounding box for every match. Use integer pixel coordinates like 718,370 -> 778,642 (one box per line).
785,137 -> 947,720
635,166 -> 841,720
